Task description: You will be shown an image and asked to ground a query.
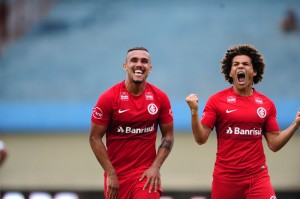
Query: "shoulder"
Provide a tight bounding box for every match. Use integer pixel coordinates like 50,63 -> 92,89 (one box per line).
146,82 -> 168,96
253,89 -> 274,104
96,81 -> 125,103
102,81 -> 124,96
209,88 -> 231,100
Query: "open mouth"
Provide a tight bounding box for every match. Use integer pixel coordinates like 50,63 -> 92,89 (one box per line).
237,71 -> 245,83
134,69 -> 143,75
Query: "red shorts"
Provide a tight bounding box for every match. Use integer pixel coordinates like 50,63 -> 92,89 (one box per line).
212,167 -> 277,199
104,174 -> 162,199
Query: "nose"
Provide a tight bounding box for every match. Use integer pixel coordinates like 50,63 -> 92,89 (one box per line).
237,63 -> 245,69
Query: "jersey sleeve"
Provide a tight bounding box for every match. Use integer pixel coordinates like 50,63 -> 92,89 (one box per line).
201,96 -> 217,129
264,101 -> 280,132
158,91 -> 173,124
91,90 -> 113,126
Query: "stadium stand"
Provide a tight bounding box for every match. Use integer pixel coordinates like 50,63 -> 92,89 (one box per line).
0,0 -> 299,132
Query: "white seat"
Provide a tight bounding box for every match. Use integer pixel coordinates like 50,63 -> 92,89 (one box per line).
53,192 -> 79,199
190,196 -> 207,199
2,192 -> 25,199
28,192 -> 52,199
160,196 -> 174,199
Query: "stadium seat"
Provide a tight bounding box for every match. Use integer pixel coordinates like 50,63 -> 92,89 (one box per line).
53,192 -> 79,199
2,192 -> 25,199
28,192 -> 52,199
160,196 -> 174,199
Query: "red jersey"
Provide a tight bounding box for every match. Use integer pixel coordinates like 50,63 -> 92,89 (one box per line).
201,87 -> 280,179
91,81 -> 173,177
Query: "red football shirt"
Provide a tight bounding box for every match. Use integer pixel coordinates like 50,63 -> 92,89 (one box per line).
91,81 -> 173,177
201,87 -> 280,179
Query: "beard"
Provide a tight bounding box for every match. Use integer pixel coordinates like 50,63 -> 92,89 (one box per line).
133,79 -> 143,84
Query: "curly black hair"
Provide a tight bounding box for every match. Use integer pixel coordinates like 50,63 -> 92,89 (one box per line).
221,44 -> 265,84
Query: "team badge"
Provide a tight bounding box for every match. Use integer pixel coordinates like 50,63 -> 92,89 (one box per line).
148,103 -> 158,115
257,107 -> 267,118
120,92 -> 129,101
227,96 -> 236,103
93,107 -> 103,119
145,92 -> 154,100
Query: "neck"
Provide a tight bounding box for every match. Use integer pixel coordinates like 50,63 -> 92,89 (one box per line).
233,86 -> 253,96
125,79 -> 146,96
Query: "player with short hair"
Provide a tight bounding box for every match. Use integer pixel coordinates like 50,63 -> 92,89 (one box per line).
186,44 -> 300,199
90,47 -> 174,199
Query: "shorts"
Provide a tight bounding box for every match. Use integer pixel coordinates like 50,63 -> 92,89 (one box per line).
211,167 -> 277,199
104,174 -> 162,199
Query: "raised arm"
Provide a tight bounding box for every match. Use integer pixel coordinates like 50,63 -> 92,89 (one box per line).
264,110 -> 300,152
186,93 -> 212,145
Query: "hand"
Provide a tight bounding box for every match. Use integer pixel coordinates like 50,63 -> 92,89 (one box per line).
139,166 -> 161,193
186,93 -> 199,113
106,173 -> 119,199
294,109 -> 300,128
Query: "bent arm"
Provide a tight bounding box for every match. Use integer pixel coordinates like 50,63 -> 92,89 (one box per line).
140,122 -> 174,192
265,110 -> 300,152
186,93 -> 212,145
153,122 -> 174,169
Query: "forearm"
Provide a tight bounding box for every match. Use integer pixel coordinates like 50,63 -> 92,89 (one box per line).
89,136 -> 116,175
277,121 -> 299,150
151,136 -> 174,169
191,110 -> 208,144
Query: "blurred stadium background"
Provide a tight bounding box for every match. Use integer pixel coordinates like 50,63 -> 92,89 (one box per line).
0,0 -> 300,198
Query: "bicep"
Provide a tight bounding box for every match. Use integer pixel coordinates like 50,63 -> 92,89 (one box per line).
159,122 -> 174,151
264,131 -> 280,148
90,122 -> 107,139
159,122 -> 174,139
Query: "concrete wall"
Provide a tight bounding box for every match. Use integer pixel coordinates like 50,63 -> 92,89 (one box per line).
1,133 -> 300,192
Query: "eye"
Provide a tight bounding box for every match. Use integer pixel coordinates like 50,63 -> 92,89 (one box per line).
130,58 -> 138,63
141,58 -> 149,64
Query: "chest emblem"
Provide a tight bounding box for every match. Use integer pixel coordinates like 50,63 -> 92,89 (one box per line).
257,107 -> 267,118
148,103 -> 158,115
227,96 -> 236,103
145,92 -> 154,100
120,92 -> 129,101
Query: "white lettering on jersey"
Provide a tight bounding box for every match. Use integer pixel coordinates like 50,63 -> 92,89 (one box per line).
116,124 -> 155,134
257,107 -> 267,118
226,127 -> 262,136
148,103 -> 158,115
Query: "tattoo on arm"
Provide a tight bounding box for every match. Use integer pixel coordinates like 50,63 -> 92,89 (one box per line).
159,138 -> 173,152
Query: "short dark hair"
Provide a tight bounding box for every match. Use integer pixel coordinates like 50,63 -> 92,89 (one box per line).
221,44 -> 265,84
127,47 -> 149,53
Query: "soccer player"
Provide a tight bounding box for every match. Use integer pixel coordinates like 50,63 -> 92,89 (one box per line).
89,47 -> 174,199
186,44 -> 300,199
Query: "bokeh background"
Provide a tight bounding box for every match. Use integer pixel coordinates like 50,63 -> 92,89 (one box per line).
1,0 -> 300,198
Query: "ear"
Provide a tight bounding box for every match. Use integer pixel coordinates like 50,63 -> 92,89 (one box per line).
149,65 -> 153,73
253,70 -> 257,76
123,63 -> 127,71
